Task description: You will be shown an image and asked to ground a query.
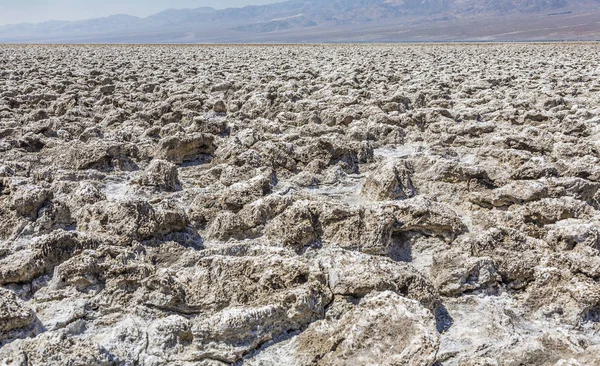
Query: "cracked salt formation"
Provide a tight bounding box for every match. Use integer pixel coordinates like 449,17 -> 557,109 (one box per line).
1,44 -> 600,365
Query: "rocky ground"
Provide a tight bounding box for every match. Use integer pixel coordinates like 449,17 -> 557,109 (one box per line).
1,44 -> 600,365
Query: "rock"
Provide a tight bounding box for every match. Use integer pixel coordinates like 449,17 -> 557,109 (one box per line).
59,141 -> 139,171
432,252 -> 501,296
0,165 -> 15,177
139,159 -> 181,191
545,219 -> 600,251
0,288 -> 36,336
0,331 -> 114,366
265,200 -> 320,252
511,161 -> 559,180
471,180 -> 549,207
549,177 -> 600,202
9,185 -> 53,218
390,197 -> 468,241
419,160 -> 495,186
246,291 -> 439,366
78,200 -> 189,242
361,160 -> 416,201
0,230 -> 100,284
156,132 -> 215,164
138,249 -> 331,362
218,171 -> 275,211
521,197 -> 592,226
315,248 -> 440,310
17,132 -> 45,152
213,100 -> 227,113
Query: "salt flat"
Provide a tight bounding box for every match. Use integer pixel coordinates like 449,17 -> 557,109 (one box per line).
1,44 -> 600,365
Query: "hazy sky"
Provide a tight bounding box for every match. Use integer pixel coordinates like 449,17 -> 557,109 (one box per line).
0,0 -> 285,25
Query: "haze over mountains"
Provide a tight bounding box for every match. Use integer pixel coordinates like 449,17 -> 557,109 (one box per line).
1,0 -> 599,43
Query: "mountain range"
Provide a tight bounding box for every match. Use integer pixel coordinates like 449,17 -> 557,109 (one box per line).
1,0 -> 599,43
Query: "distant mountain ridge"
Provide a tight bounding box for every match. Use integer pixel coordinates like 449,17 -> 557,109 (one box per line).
1,0 -> 599,43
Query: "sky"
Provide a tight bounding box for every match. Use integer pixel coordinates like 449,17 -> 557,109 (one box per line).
0,0 -> 285,25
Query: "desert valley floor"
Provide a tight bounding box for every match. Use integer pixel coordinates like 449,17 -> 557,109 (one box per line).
1,44 -> 600,365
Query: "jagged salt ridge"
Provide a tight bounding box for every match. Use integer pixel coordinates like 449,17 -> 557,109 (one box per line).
1,44 -> 600,365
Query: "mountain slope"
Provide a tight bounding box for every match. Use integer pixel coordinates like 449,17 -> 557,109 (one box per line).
0,0 -> 599,42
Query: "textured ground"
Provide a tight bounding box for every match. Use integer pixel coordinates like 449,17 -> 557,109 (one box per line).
1,44 -> 600,365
